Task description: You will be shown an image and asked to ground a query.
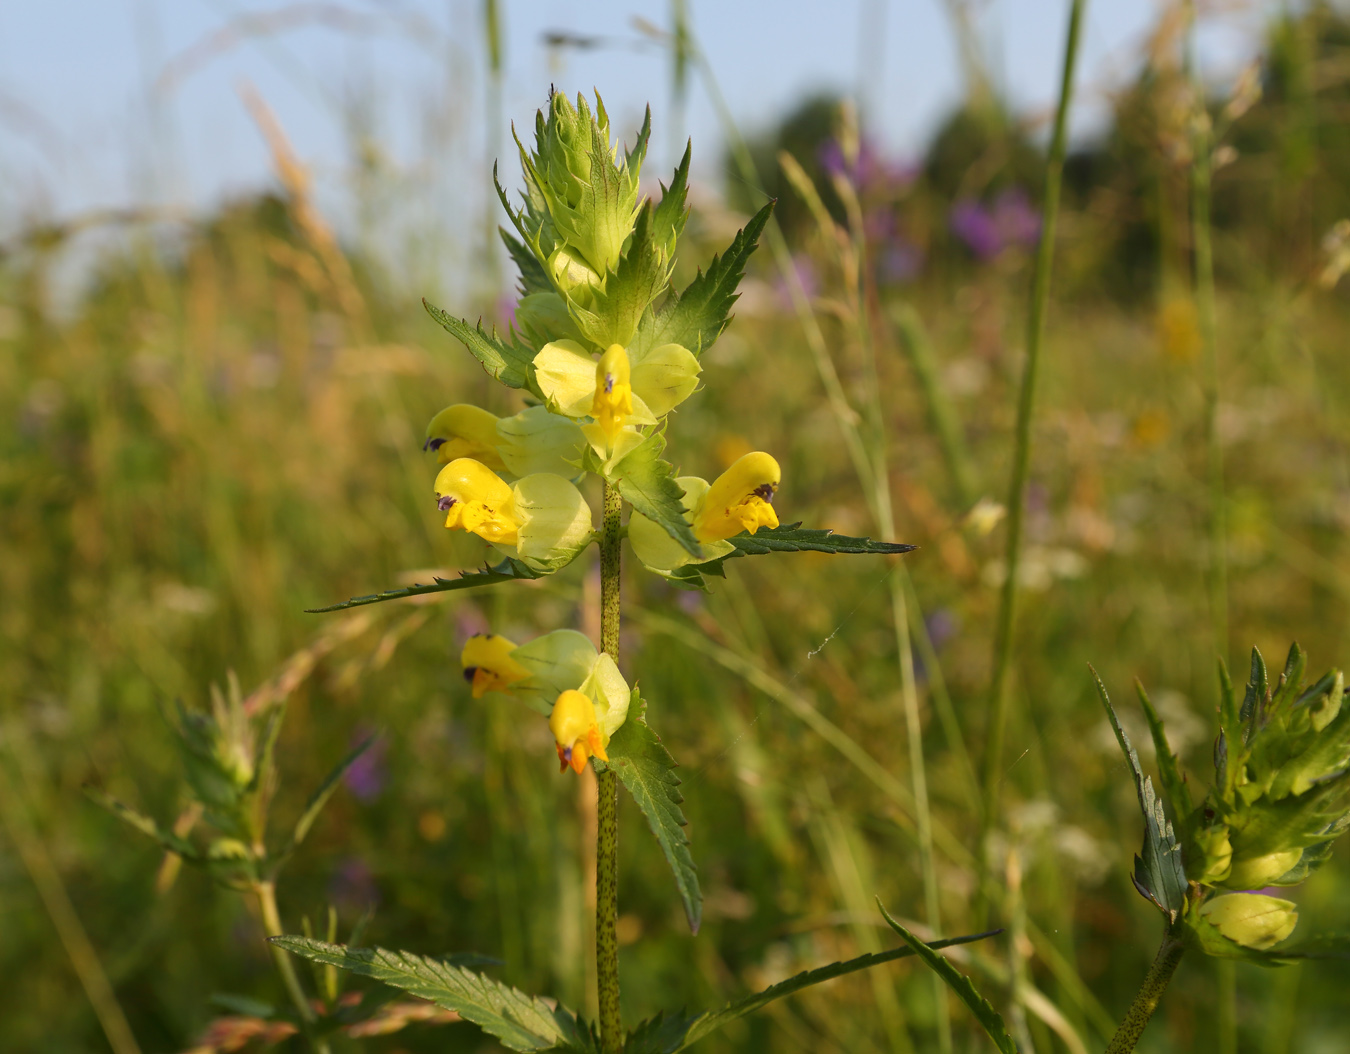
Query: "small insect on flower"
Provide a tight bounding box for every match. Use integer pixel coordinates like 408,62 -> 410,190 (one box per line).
460,634 -> 530,698
550,689 -> 609,773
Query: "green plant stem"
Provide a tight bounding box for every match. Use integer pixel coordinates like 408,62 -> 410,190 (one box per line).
256,880 -> 329,1054
1104,934 -> 1184,1054
979,0 -> 1086,911
596,481 -> 623,1054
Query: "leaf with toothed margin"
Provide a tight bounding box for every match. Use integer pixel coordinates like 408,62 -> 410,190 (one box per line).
501,228 -> 552,297
1092,666 -> 1188,923
269,938 -> 598,1052
306,557 -> 544,614
878,903 -> 1018,1054
604,693 -> 701,934
587,432 -> 701,557
665,524 -> 916,591
423,298 -> 535,390
631,201 -> 773,359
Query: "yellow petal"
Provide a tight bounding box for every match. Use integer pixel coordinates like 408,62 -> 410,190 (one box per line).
549,688 -> 604,773
694,452 -> 782,542
592,344 -> 635,441
434,458 -> 520,546
423,404 -> 505,469
534,340 -> 598,417
630,343 -> 701,417
459,634 -> 529,698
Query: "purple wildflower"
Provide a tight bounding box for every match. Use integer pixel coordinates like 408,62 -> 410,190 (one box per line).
950,199 -> 1001,260
343,727 -> 387,802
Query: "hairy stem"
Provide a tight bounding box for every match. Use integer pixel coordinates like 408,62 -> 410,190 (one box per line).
256,880 -> 330,1054
1105,934 -> 1184,1054
596,482 -> 623,1053
979,0 -> 1086,912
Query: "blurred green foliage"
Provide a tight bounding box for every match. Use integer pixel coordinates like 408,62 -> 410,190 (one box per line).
5,4 -> 1350,1053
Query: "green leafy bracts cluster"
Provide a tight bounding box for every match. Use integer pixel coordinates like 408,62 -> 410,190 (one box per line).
1096,643 -> 1350,964
88,678 -> 374,889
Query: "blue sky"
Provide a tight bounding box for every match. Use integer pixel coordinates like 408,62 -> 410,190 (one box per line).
0,1 -> 1268,280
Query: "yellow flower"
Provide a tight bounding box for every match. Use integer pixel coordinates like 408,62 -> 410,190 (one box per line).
425,404 -> 585,479
423,405 -> 506,470
628,452 -> 782,572
433,458 -> 594,572
434,458 -> 520,546
550,689 -> 609,773
532,339 -> 701,454
460,634 -> 529,698
694,452 -> 780,541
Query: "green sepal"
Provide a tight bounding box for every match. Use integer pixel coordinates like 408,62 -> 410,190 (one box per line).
586,433 -> 701,557
631,201 -> 773,359
1092,667 -> 1188,923
423,298 -> 536,391
1182,901 -> 1293,966
878,902 -> 1017,1054
306,557 -> 546,614
269,937 -> 598,1052
663,929 -> 1000,1052
605,691 -> 701,934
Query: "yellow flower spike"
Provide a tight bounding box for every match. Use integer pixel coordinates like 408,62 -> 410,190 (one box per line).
460,634 -> 530,699
549,689 -> 609,774
593,344 -> 635,442
693,452 -> 782,542
423,405 -> 506,470
433,458 -> 520,546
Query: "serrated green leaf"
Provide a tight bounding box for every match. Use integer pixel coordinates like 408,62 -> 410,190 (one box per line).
632,201 -> 773,359
651,143 -> 691,258
270,937 -> 597,1052
623,1010 -> 701,1054
423,298 -> 535,390
84,787 -> 202,861
606,433 -> 700,557
1091,667 -> 1187,923
674,929 -> 1000,1050
306,557 -> 544,614
1270,931 -> 1350,962
671,524 -> 915,590
607,694 -> 701,933
1135,681 -> 1194,824
878,903 -> 1017,1054
274,735 -> 378,865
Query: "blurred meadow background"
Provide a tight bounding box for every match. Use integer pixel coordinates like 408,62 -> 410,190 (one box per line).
4,0 -> 1350,1051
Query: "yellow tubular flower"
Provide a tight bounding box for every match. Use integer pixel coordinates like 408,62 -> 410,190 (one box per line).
593,344 -> 635,442
434,458 -> 520,546
549,689 -> 609,773
693,452 -> 781,542
423,405 -> 506,470
460,634 -> 529,698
